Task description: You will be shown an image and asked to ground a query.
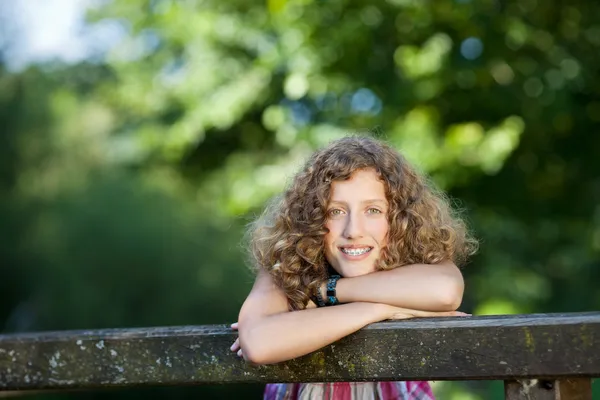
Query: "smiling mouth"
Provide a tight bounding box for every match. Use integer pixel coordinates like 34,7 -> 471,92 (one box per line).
339,247 -> 373,256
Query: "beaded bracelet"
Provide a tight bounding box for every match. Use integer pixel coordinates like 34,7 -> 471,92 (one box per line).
326,274 -> 341,305
312,286 -> 327,308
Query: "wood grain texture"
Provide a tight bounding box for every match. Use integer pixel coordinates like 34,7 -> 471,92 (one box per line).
1,313 -> 599,391
505,378 -> 592,400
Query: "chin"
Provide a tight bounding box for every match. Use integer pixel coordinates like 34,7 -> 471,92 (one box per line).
337,266 -> 376,278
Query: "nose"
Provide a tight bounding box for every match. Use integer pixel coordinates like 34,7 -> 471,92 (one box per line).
342,212 -> 364,239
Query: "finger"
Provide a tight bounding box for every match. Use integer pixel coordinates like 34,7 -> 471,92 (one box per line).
428,311 -> 461,317
231,322 -> 239,330
230,338 -> 240,352
408,310 -> 459,318
402,309 -> 434,317
433,311 -> 470,317
389,313 -> 413,320
237,349 -> 243,357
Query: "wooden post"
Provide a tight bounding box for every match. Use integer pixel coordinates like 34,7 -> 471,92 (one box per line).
505,378 -> 592,400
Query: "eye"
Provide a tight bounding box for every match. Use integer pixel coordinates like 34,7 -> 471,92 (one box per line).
367,207 -> 383,214
327,208 -> 345,217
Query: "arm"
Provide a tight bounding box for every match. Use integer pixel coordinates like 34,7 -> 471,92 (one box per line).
238,270 -> 392,365
332,260 -> 464,311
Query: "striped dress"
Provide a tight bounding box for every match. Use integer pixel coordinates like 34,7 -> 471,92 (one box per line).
264,381 -> 434,400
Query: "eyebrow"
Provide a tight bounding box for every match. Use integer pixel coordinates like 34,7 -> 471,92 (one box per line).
328,199 -> 388,206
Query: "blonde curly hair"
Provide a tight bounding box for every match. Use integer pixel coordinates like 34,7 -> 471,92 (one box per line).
247,136 -> 478,310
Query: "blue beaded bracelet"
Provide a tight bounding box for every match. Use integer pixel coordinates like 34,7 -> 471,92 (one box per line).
326,274 -> 341,305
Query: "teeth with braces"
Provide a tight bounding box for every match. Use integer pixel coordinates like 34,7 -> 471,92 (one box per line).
340,247 -> 372,256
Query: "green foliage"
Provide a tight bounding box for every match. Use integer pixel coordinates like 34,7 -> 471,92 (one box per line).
19,173 -> 251,330
1,0 -> 600,398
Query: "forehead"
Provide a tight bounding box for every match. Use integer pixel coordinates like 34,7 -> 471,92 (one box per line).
329,168 -> 387,201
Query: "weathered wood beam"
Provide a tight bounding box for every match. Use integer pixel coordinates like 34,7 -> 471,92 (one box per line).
505,378 -> 592,400
1,313 -> 599,391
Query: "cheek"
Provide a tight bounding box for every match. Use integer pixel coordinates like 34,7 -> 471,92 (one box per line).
372,220 -> 389,244
324,220 -> 340,245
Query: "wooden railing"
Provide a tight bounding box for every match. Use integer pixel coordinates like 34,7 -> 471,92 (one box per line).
1,313 -> 599,399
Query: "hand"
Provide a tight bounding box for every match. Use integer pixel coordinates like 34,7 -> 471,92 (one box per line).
229,322 -> 243,358
381,305 -> 471,320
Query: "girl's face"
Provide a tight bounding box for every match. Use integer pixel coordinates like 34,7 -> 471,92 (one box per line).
324,168 -> 389,277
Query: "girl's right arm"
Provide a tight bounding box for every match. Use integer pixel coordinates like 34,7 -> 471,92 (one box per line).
237,270 -> 461,365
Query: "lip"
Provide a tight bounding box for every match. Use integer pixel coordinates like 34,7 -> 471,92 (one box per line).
338,246 -> 374,261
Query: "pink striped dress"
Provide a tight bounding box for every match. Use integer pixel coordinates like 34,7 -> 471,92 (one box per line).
264,381 -> 434,399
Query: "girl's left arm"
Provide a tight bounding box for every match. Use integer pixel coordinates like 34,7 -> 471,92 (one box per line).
332,260 -> 464,311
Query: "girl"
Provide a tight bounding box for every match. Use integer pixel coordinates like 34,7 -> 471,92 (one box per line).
230,136 -> 477,399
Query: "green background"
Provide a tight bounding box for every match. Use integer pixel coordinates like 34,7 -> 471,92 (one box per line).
1,0 -> 599,398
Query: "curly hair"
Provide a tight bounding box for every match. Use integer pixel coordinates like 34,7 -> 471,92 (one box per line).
247,136 -> 478,310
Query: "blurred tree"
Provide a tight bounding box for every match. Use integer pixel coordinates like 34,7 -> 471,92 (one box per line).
1,0 -> 599,398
